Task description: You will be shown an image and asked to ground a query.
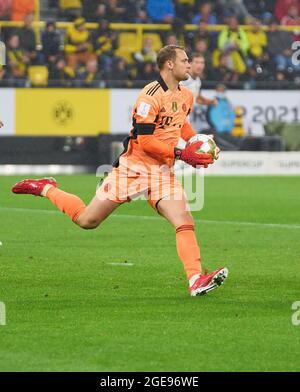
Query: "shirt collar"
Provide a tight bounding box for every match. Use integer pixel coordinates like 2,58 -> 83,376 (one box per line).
157,75 -> 181,91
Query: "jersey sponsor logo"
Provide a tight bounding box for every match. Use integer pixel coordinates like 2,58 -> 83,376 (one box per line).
160,116 -> 173,127
137,101 -> 151,118
172,102 -> 178,112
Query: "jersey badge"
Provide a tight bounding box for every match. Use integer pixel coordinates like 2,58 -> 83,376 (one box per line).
137,101 -> 151,118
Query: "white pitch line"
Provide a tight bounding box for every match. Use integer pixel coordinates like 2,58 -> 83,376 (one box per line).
111,214 -> 300,230
107,262 -> 134,266
1,207 -> 59,214
0,207 -> 300,230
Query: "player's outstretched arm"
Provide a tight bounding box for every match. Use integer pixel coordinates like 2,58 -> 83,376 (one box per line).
196,95 -> 217,106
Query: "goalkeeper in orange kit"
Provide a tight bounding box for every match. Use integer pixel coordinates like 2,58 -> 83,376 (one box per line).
12,45 -> 228,296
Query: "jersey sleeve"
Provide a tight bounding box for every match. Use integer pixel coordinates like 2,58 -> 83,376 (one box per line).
181,121 -> 196,141
135,91 -> 175,161
134,92 -> 160,134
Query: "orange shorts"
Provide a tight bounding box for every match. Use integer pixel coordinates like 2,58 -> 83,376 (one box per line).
96,159 -> 185,211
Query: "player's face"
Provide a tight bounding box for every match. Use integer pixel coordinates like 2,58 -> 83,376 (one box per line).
190,57 -> 205,76
172,49 -> 191,81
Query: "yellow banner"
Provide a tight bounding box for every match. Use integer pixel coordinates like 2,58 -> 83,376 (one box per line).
16,89 -> 110,135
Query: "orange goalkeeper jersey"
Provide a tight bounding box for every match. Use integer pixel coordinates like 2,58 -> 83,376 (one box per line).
114,75 -> 196,168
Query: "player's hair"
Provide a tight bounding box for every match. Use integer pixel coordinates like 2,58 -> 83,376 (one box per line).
157,45 -> 185,70
189,52 -> 205,62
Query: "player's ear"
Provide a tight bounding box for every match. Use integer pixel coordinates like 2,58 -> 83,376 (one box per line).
167,60 -> 173,70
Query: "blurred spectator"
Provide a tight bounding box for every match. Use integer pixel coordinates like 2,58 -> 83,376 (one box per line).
105,0 -> 127,23
207,84 -> 239,150
275,0 -> 300,22
48,56 -> 75,86
134,8 -> 149,23
217,15 -> 249,75
217,0 -> 253,23
146,0 -> 175,23
191,1 -> 217,25
163,32 -> 179,46
92,19 -> 117,73
82,0 -> 100,22
164,17 -> 186,48
182,52 -> 216,132
245,19 -> 269,84
42,21 -> 61,65
58,0 -> 82,20
18,13 -> 37,64
64,17 -> 94,71
162,21 -> 186,47
75,58 -> 101,87
1,0 -> 299,87
121,0 -> 145,23
281,5 -> 300,41
0,0 -> 12,20
186,21 -> 216,51
211,53 -> 239,82
246,18 -> 267,61
244,0 -> 275,20
104,56 -> 132,87
6,34 -> 29,79
11,0 -> 34,21
267,19 -> 299,72
0,64 -> 7,86
174,0 -> 195,23
48,0 -> 59,8
193,39 -> 213,78
133,37 -> 157,64
136,61 -> 157,80
84,2 -> 108,22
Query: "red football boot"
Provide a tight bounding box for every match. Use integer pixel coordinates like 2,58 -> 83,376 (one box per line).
12,177 -> 57,197
189,267 -> 229,297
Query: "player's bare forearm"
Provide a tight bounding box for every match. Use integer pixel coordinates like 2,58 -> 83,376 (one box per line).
196,95 -> 217,106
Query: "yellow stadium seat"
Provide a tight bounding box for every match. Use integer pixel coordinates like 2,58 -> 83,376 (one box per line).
28,66 -> 49,86
143,33 -> 163,52
115,32 -> 139,64
59,0 -> 82,10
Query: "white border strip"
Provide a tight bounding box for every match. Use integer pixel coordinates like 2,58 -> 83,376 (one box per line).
0,165 -> 92,175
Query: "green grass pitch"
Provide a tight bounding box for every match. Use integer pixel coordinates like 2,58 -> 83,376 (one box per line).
0,175 -> 299,371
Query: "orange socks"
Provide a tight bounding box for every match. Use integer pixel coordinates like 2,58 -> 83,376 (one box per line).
46,187 -> 86,222
176,223 -> 202,280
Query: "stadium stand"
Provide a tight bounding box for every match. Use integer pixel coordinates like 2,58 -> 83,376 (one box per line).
0,0 -> 299,88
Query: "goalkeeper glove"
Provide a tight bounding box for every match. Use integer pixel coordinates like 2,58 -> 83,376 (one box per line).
174,141 -> 213,168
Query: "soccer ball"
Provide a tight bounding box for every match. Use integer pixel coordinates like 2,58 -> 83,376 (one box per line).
186,134 -> 219,160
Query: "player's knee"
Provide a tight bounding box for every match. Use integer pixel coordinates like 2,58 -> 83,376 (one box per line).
177,211 -> 194,226
76,216 -> 100,230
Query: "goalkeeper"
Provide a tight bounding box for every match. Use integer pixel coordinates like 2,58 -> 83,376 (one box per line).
12,45 -> 228,296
